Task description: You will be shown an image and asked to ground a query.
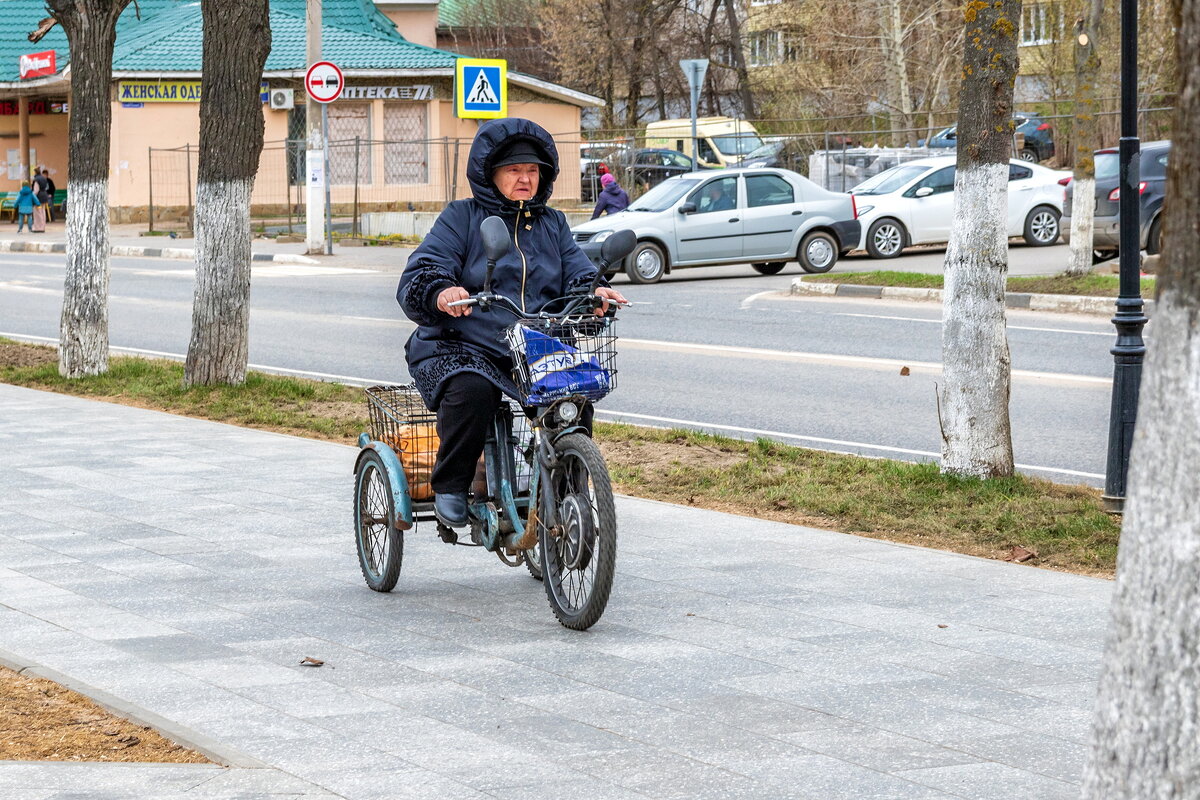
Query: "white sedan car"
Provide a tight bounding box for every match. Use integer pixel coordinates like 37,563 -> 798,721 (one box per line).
850,156 -> 1069,258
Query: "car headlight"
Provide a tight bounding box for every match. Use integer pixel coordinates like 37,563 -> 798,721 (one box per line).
591,230 -> 614,243
856,205 -> 875,215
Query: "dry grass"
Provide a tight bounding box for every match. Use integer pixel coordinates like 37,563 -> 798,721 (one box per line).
0,666 -> 208,763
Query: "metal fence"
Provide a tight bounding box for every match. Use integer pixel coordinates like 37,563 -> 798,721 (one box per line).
146,105 -> 1175,233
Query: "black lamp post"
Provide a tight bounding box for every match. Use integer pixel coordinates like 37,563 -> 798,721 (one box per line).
1102,0 -> 1147,513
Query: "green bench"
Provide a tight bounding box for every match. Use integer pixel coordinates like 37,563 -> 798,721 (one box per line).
0,188 -> 66,221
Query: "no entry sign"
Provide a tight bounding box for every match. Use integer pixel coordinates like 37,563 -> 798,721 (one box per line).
305,61 -> 344,104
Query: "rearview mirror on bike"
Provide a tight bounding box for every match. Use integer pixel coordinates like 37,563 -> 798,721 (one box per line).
589,229 -> 638,294
480,216 -> 510,296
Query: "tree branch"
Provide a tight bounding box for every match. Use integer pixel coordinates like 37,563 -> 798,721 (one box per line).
27,16 -> 59,44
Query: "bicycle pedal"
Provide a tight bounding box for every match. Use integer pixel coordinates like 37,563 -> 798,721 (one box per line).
436,524 -> 458,545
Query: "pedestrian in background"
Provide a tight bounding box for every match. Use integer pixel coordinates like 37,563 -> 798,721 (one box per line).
40,169 -> 56,222
15,181 -> 40,234
31,168 -> 49,232
591,173 -> 630,219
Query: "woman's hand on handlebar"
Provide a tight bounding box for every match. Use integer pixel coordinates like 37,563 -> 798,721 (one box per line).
593,286 -> 627,316
437,286 -> 473,317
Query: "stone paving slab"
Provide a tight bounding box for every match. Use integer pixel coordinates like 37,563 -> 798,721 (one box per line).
0,384 -> 1112,799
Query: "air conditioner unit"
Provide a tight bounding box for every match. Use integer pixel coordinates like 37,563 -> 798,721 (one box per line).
269,89 -> 294,110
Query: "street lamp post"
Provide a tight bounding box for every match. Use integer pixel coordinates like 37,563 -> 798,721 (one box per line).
1102,0 -> 1147,513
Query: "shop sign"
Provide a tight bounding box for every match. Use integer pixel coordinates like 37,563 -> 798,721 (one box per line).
340,85 -> 433,101
0,99 -> 68,115
19,50 -> 56,79
117,80 -> 203,103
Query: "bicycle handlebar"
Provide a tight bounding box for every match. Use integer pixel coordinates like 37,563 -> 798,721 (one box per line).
446,291 -> 627,319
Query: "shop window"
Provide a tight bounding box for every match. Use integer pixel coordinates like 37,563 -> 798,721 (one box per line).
327,103 -> 372,185
384,104 -> 429,185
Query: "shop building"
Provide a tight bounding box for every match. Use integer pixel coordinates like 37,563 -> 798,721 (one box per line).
0,0 -> 600,220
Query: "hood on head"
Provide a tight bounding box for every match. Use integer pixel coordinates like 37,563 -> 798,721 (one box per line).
467,118 -> 560,214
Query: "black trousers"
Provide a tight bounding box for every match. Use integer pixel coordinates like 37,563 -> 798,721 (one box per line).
430,372 -> 595,495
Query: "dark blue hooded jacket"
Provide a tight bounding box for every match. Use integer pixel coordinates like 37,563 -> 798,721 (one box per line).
591,181 -> 630,218
397,118 -> 603,409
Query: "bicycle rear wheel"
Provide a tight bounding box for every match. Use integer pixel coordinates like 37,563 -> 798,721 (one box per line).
354,449 -> 403,592
539,433 -> 616,630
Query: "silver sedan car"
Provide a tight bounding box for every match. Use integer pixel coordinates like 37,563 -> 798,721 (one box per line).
570,167 -> 862,284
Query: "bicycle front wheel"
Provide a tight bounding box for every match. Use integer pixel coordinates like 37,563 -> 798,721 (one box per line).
354,449 -> 403,592
539,433 -> 616,630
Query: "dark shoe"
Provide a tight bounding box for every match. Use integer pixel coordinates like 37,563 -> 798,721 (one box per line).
434,491 -> 470,528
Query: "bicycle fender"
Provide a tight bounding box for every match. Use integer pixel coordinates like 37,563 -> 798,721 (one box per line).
355,436 -> 413,530
551,425 -> 591,444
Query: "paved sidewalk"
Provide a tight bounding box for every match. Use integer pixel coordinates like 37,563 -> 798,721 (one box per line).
0,384 -> 1111,799
0,222 -> 412,272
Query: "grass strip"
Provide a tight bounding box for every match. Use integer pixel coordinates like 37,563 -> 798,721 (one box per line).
804,270 -> 1155,297
0,338 -> 1119,575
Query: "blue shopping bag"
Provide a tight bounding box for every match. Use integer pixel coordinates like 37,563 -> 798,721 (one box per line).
519,327 -> 611,403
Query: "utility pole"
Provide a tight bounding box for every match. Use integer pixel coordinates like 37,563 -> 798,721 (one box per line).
305,0 -> 325,254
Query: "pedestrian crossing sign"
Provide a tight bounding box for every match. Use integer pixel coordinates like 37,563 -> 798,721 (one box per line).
456,58 -> 507,119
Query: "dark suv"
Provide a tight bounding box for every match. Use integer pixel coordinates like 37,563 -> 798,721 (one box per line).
924,113 -> 1056,163
1061,140 -> 1170,259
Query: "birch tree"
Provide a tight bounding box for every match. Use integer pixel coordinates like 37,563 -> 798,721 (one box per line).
938,0 -> 1021,478
183,0 -> 271,386
37,0 -> 133,377
1065,0 -> 1105,276
1082,0 -> 1200,793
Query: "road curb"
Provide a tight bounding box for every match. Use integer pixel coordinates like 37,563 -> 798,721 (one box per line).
0,646 -> 268,769
790,278 -> 1155,316
0,239 -> 319,266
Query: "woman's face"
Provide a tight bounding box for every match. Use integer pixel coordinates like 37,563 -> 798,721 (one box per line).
493,163 -> 540,202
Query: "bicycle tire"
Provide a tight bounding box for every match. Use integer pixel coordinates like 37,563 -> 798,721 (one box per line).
354,449 -> 403,592
539,433 -> 616,630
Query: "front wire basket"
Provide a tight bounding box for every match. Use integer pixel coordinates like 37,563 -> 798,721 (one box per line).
506,315 -> 617,405
364,385 -> 438,501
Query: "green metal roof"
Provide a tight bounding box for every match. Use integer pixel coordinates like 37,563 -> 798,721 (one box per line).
0,0 -> 456,83
111,5 -> 460,73
438,0 -> 541,30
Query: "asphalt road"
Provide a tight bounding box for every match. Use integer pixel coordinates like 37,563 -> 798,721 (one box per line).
0,243 -> 1122,486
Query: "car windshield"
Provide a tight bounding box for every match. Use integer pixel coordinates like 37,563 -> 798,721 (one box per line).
629,179 -> 700,211
1095,152 -> 1120,180
746,141 -> 783,159
852,165 -> 930,195
711,134 -> 764,156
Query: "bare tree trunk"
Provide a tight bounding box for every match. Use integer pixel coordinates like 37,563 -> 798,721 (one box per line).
1066,0 -> 1105,276
722,0 -> 756,119
1082,2 -> 1200,794
183,0 -> 271,387
47,0 -> 132,378
879,0 -> 914,144
939,0 -> 1021,479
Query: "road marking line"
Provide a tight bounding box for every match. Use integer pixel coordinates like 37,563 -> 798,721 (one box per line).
619,337 -> 1111,386
832,312 -> 1114,337
0,330 -> 1103,482
594,409 -> 1105,480
739,289 -> 781,310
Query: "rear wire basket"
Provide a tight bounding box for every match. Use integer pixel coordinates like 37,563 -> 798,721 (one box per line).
506,316 -> 618,405
365,385 -> 438,502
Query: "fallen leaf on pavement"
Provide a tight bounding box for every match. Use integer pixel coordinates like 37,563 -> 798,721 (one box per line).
937,624 -> 949,629
900,366 -> 911,376
299,657 -> 325,667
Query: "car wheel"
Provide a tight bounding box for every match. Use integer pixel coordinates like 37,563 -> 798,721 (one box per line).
1019,148 -> 1039,163
1023,205 -> 1061,246
798,231 -> 838,274
1146,216 -> 1163,255
752,262 -> 787,276
866,218 -> 906,259
625,241 -> 666,285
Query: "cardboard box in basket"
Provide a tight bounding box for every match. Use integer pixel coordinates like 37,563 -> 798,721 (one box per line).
382,423 -> 439,500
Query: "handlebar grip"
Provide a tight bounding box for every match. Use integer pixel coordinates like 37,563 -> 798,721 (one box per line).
446,298 -> 478,308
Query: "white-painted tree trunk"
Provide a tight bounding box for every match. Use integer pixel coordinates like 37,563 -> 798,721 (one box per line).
1082,283 -> 1200,798
1082,1 -> 1200,792
940,162 -> 1014,478
184,180 -> 254,386
1067,175 -> 1096,275
58,179 -> 110,377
